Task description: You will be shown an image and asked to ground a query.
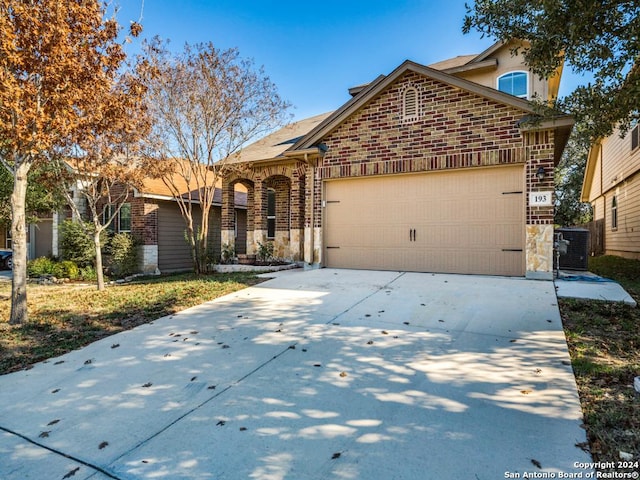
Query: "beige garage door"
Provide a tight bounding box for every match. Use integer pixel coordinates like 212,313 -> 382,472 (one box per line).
323,165 -> 525,276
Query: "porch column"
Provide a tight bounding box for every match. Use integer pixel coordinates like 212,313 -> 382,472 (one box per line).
289,169 -> 305,262
303,164 -> 321,265
220,180 -> 235,252
253,179 -> 266,251
524,130 -> 556,280
246,187 -> 255,254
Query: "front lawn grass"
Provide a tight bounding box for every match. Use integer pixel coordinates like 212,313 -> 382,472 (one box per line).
0,272 -> 263,375
559,256 -> 640,465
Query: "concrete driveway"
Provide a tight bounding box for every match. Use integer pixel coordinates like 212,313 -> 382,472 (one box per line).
0,269 -> 591,480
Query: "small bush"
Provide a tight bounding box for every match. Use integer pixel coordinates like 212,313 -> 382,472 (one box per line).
106,233 -> 139,277
27,257 -> 81,280
256,241 -> 274,262
220,243 -> 236,264
27,257 -> 57,277
55,260 -> 80,280
78,265 -> 98,281
59,220 -> 100,267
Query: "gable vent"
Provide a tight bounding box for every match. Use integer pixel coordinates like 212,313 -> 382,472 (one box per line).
403,87 -> 419,122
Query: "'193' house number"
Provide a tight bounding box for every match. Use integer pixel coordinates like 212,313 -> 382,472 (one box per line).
529,191 -> 552,206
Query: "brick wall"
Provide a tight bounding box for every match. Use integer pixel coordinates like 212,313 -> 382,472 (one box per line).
132,199 -> 158,246
524,130 -> 556,226
320,71 -> 527,178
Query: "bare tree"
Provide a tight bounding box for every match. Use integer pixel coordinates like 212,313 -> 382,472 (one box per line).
142,41 -> 290,273
0,1 -> 142,324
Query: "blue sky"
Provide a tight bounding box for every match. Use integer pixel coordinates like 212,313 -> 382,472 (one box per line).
117,0 -> 590,121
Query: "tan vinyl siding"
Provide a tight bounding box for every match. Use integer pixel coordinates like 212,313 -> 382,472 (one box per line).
601,127 -> 640,188
455,47 -> 548,100
604,173 -> 640,257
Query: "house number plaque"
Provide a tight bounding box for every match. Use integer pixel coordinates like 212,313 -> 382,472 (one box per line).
529,191 -> 553,206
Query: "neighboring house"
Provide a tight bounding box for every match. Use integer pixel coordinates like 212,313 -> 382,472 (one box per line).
30,162 -> 248,274
220,40 -> 573,279
581,124 -> 640,259
131,172 -> 248,273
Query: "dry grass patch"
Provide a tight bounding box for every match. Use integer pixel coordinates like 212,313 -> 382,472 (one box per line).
0,272 -> 263,374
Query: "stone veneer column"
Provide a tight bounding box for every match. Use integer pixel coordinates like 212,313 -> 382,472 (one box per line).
245,187 -> 255,254
253,179 -> 266,249
303,164 -> 322,266
134,199 -> 159,275
220,181 -> 235,252
524,130 -> 556,280
289,169 -> 305,262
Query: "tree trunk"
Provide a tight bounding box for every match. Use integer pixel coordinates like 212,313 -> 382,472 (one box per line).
9,160 -> 31,325
94,230 -> 105,291
191,227 -> 201,274
199,207 -> 210,273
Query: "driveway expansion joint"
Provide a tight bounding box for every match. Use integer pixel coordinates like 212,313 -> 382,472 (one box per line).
0,424 -> 123,480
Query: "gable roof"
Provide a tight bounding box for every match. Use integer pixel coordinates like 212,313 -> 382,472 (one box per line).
227,112 -> 333,164
428,54 -> 480,71
293,59 -> 572,153
137,158 -> 248,207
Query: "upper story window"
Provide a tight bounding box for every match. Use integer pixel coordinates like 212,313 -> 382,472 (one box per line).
631,124 -> 639,151
497,71 -> 528,99
402,86 -> 419,122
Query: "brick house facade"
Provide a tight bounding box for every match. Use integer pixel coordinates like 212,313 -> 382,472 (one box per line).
222,44 -> 572,279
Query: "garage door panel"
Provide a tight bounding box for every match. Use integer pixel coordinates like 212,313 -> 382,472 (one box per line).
324,166 -> 524,276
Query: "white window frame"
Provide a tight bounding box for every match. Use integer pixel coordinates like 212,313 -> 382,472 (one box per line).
611,195 -> 618,231
497,71 -> 529,99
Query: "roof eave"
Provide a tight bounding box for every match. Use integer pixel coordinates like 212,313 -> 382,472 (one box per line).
581,141 -> 602,202
518,115 -> 575,165
441,58 -> 497,75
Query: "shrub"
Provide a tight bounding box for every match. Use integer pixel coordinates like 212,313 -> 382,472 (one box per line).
220,243 -> 235,264
55,260 -> 80,280
106,233 -> 139,277
256,241 -> 274,262
27,257 -> 81,280
59,220 -> 100,267
27,257 -> 57,277
78,265 -> 98,282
